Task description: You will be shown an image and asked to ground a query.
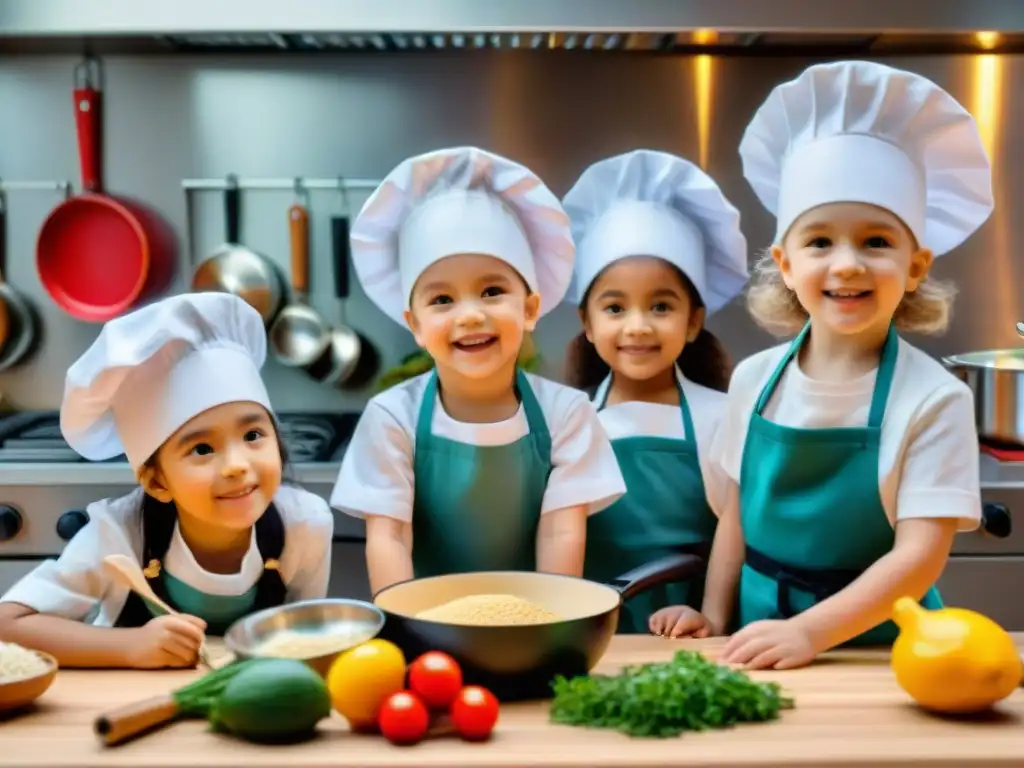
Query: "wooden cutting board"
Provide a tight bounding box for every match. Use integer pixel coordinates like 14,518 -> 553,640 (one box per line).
2,635 -> 1022,767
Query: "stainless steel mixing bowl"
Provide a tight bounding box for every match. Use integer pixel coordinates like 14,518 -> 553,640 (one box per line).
223,598 -> 385,677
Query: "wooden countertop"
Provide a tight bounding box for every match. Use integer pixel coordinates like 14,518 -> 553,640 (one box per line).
3,636 -> 1023,768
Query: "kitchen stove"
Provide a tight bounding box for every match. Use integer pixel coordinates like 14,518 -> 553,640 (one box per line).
0,409 -> 373,603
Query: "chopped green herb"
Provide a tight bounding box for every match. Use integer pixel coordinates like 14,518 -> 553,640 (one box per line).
549,650 -> 795,738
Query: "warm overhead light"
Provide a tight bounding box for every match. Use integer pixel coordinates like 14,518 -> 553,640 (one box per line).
975,31 -> 1000,50
692,29 -> 719,46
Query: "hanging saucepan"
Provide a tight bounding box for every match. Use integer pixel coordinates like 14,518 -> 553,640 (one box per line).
0,191 -> 40,372
191,176 -> 286,326
268,186 -> 331,366
942,349 -> 1024,445
372,553 -> 705,701
36,58 -> 176,322
304,180 -> 379,389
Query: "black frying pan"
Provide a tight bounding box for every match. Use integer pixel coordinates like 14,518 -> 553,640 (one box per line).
373,553 -> 704,701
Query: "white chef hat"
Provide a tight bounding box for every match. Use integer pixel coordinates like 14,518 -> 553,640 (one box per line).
739,60 -> 994,255
350,146 -> 575,325
562,149 -> 749,314
60,292 -> 272,471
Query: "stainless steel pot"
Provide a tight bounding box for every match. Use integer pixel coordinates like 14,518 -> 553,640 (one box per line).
942,349 -> 1024,445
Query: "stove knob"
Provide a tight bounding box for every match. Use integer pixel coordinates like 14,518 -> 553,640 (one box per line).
981,502 -> 1011,539
0,505 -> 23,541
56,510 -> 90,542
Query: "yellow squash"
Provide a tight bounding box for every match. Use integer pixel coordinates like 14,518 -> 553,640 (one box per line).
890,597 -> 1022,714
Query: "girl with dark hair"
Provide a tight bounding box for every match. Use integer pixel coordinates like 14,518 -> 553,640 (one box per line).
0,294 -> 333,669
563,149 -> 749,635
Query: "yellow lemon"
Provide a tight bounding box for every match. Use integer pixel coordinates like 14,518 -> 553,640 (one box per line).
891,597 -> 1022,714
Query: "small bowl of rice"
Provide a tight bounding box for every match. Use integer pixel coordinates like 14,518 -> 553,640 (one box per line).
0,641 -> 58,713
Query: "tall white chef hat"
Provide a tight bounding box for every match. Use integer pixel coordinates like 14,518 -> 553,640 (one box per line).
351,146 -> 575,325
739,60 -> 994,255
562,149 -> 749,314
60,293 -> 272,471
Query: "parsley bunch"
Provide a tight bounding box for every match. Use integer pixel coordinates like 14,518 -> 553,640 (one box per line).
549,650 -> 795,738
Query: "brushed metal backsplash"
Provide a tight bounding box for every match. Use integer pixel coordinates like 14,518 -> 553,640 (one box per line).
0,51 -> 1019,411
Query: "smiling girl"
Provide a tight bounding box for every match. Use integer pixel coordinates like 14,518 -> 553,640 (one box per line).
561,150 -> 749,634
331,147 -> 626,594
667,61 -> 994,668
0,294 -> 333,668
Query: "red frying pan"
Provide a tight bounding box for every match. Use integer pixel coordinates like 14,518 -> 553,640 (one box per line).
36,59 -> 175,322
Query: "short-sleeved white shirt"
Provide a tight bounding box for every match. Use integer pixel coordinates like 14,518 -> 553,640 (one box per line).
593,367 -> 730,517
712,337 -> 981,531
1,485 -> 334,626
330,372 -> 627,522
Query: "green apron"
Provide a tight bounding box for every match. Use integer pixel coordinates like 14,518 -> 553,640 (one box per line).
585,370 -> 716,634
738,322 -> 942,645
160,573 -> 258,636
411,369 -> 552,576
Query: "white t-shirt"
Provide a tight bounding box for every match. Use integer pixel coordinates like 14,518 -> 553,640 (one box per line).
712,337 -> 981,531
0,485 -> 334,626
331,371 -> 626,522
594,367 -> 730,517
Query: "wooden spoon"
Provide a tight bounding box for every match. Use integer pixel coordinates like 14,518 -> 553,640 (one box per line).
102,554 -> 213,668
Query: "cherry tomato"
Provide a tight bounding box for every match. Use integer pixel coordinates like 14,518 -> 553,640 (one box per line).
450,685 -> 499,741
409,651 -> 464,709
378,691 -> 430,745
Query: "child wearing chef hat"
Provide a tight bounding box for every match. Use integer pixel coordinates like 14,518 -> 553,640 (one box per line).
0,293 -> 333,669
561,149 -> 749,634
662,61 -> 994,668
330,146 -> 626,593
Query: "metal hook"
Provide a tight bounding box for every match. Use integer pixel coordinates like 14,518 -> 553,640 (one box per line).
337,176 -> 351,214
73,56 -> 102,91
293,177 -> 310,206
226,173 -> 239,191
0,178 -> 5,214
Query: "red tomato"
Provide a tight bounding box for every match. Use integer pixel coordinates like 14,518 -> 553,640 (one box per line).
450,685 -> 499,741
408,651 -> 463,709
377,691 -> 430,745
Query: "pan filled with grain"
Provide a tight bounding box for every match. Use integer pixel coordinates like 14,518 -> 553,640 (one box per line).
373,552 -> 703,701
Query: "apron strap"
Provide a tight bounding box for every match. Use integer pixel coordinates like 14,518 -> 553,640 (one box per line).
867,326 -> 899,429
674,367 -> 696,444
414,370 -> 440,448
596,367 -> 695,444
754,322 -> 811,415
516,369 -> 552,460
416,369 -> 551,460
754,321 -> 898,426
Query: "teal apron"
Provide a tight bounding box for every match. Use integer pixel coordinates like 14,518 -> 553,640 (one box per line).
115,499 -> 286,636
161,573 -> 258,635
585,370 -> 716,634
738,323 -> 941,646
411,369 -> 552,576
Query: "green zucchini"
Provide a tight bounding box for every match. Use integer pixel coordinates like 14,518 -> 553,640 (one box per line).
208,659 -> 332,743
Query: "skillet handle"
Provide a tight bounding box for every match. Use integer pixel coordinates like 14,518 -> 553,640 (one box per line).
608,553 -> 705,601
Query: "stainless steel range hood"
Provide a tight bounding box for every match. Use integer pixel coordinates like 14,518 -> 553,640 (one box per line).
0,0 -> 1021,55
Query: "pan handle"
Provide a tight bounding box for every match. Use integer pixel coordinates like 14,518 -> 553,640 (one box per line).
73,79 -> 102,193
607,553 -> 705,602
331,216 -> 351,300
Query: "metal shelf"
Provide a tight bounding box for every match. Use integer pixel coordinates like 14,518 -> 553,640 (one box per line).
181,177 -> 381,193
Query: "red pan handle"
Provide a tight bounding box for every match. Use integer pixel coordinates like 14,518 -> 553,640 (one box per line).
73,86 -> 102,193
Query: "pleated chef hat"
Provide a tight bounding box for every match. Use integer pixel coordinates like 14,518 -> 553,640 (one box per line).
562,149 -> 749,314
61,293 -> 272,471
739,60 -> 994,254
350,146 -> 576,325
